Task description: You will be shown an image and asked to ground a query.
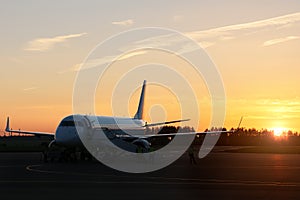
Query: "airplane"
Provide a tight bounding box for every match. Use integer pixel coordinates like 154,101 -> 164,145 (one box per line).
5,80 -> 234,160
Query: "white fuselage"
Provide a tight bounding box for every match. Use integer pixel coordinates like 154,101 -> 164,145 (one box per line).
54,114 -> 146,146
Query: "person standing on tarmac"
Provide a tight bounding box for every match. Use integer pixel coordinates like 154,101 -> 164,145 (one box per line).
188,145 -> 197,165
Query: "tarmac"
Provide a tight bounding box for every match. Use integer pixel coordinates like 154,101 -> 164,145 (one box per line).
1,149 -> 300,200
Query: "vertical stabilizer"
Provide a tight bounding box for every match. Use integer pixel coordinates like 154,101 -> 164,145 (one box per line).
134,80 -> 146,119
5,117 -> 10,132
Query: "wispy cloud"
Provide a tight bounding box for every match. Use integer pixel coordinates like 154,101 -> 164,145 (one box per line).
118,50 -> 147,60
23,86 -> 39,92
263,36 -> 300,47
24,32 -> 87,52
57,56 -> 117,74
117,12 -> 300,54
57,64 -> 81,74
58,50 -> 147,74
186,12 -> 300,46
59,12 -> 300,74
112,19 -> 134,26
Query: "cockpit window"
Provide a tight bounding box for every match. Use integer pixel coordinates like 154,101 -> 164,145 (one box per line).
60,121 -> 75,127
59,120 -> 85,127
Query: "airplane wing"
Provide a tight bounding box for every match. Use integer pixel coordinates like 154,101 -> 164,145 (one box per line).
115,130 -> 233,142
140,130 -> 233,139
115,116 -> 236,140
140,116 -> 243,139
115,129 -> 234,151
5,117 -> 54,137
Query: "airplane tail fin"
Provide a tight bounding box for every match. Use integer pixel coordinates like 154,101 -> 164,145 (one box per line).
134,80 -> 146,120
5,117 -> 10,132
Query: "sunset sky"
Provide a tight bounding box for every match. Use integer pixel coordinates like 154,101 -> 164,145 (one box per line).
1,1 -> 300,134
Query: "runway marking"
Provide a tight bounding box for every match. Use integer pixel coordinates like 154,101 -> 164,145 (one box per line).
0,165 -> 27,168
25,164 -> 300,187
26,164 -> 67,175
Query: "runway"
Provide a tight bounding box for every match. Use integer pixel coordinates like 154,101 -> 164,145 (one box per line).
1,151 -> 300,200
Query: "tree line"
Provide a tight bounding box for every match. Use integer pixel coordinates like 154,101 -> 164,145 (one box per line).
147,125 -> 300,146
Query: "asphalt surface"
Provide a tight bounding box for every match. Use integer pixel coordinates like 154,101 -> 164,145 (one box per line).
1,150 -> 300,200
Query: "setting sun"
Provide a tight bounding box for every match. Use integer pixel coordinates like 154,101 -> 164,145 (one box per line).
272,127 -> 286,137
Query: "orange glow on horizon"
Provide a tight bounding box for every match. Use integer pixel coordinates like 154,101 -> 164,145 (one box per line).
271,127 -> 287,137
